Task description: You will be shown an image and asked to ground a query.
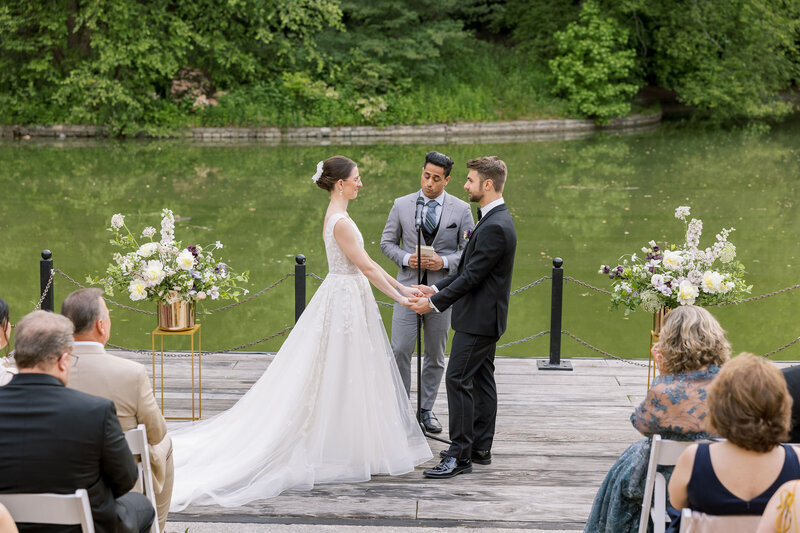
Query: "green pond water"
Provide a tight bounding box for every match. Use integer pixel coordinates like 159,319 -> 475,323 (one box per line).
1,118 -> 799,359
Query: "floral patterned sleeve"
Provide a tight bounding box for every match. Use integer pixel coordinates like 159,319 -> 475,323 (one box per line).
630,366 -> 719,440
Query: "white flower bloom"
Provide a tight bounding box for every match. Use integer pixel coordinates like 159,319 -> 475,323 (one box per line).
662,250 -> 684,270
687,270 -> 703,285
677,280 -> 699,306
702,271 -> 724,293
215,241 -> 223,249
631,253 -> 638,262
137,242 -> 158,258
176,250 -> 195,271
143,260 -> 166,286
642,246 -> 650,254
209,286 -> 220,300
196,291 -> 207,300
675,206 -> 691,220
640,290 -> 663,313
160,209 -> 175,246
311,160 -> 324,183
128,279 -> 148,301
111,213 -> 125,230
719,242 -> 736,264
141,226 -> 157,238
659,285 -> 673,297
721,281 -> 735,293
651,274 -> 665,287
649,240 -> 657,248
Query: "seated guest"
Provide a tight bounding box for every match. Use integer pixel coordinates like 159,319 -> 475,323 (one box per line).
668,354 -> 800,531
0,298 -> 14,386
780,365 -> 800,442
62,288 -> 173,532
0,503 -> 18,533
757,479 -> 800,533
584,306 -> 731,533
0,310 -> 154,533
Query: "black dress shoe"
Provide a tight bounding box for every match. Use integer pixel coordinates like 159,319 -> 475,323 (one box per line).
439,448 -> 491,465
421,410 -> 442,433
423,456 -> 472,479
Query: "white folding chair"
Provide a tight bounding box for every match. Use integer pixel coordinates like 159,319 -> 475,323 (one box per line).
639,435 -> 698,533
679,508 -> 761,533
125,424 -> 160,533
0,489 -> 94,533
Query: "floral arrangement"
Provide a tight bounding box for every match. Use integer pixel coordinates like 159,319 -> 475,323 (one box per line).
600,206 -> 751,314
92,209 -> 249,304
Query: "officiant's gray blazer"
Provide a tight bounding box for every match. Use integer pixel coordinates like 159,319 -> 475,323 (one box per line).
380,191 -> 474,286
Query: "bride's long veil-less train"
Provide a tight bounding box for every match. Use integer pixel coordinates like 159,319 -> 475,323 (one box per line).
170,213 -> 431,510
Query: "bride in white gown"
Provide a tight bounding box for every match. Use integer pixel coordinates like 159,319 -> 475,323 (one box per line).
169,156 -> 432,510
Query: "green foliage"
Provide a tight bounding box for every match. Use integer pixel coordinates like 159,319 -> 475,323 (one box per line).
549,1 -> 638,122
504,0 -> 581,60
0,0 -> 342,134
632,0 -> 800,121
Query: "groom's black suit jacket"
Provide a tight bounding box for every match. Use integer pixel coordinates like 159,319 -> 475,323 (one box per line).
431,203 -> 517,338
0,373 -> 138,533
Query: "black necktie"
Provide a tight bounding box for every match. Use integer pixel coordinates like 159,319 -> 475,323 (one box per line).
477,209 -> 483,221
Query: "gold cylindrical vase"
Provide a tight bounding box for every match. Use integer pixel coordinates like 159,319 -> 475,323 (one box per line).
157,300 -> 196,331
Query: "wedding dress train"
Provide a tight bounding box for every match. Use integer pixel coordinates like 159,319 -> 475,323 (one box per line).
169,213 -> 432,510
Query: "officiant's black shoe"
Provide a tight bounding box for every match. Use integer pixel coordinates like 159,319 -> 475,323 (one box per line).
439,448 -> 491,465
421,410 -> 442,433
423,456 -> 472,479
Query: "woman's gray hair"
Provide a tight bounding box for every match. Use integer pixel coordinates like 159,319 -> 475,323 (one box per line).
657,305 -> 731,374
13,311 -> 74,369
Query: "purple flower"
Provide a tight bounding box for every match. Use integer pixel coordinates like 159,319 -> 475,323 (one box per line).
463,229 -> 472,241
653,245 -> 660,252
187,245 -> 199,258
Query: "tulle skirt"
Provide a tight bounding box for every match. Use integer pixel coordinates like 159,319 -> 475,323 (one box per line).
169,272 -> 432,510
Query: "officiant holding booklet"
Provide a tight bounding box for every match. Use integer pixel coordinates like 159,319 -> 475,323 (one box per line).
380,151 -> 474,433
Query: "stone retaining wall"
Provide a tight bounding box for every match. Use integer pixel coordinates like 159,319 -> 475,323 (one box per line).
1,112 -> 660,140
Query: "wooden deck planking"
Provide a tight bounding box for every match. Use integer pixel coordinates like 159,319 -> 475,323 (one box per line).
114,351 -> 655,528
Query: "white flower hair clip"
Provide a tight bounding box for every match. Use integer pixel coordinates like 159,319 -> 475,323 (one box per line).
311,161 -> 324,183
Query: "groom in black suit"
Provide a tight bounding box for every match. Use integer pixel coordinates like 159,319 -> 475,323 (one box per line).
409,156 -> 517,478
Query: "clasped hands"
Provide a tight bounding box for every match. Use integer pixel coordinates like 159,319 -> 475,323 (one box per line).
408,252 -> 444,271
399,284 -> 436,314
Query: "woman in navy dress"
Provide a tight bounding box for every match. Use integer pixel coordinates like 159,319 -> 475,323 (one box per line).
584,306 -> 731,533
668,354 -> 800,530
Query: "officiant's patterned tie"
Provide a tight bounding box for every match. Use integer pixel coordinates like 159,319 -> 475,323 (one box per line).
423,199 -> 438,233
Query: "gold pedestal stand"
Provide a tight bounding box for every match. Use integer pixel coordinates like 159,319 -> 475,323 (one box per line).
648,308 -> 671,389
151,324 -> 202,420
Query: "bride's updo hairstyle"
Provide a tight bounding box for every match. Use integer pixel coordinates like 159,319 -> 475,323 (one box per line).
315,156 -> 356,192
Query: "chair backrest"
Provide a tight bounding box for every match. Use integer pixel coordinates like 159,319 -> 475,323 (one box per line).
639,435 -> 700,533
124,424 -> 159,533
0,489 -> 94,533
679,508 -> 761,533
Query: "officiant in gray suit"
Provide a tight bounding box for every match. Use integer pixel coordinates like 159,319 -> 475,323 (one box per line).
380,151 -> 474,433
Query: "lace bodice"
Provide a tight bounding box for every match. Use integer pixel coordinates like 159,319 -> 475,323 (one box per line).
630,365 -> 720,440
324,213 -> 362,275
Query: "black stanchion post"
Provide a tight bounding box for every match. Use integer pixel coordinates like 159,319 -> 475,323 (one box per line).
40,249 -> 54,312
538,257 -> 572,371
295,254 -> 306,323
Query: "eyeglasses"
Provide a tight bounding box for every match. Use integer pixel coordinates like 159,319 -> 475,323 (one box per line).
60,352 -> 78,368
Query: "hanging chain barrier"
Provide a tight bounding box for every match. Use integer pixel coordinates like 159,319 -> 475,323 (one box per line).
34,269 -> 56,311
108,326 -> 293,357
564,276 -> 614,296
511,276 -> 551,295
33,263 -> 800,363
715,283 -> 800,306
762,336 -> 800,359
497,330 -> 550,349
560,330 -> 650,368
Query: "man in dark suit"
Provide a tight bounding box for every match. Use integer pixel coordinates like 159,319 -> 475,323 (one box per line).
410,156 -> 517,478
0,311 -> 154,533
782,366 -> 800,442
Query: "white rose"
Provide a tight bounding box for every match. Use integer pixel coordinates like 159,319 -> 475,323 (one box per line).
677,280 -> 699,306
650,274 -> 665,287
143,260 -> 165,286
137,242 -> 158,258
128,279 -> 148,301
662,250 -> 683,271
176,250 -> 195,271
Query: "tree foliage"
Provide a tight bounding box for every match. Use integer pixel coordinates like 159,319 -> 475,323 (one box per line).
549,1 -> 638,122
